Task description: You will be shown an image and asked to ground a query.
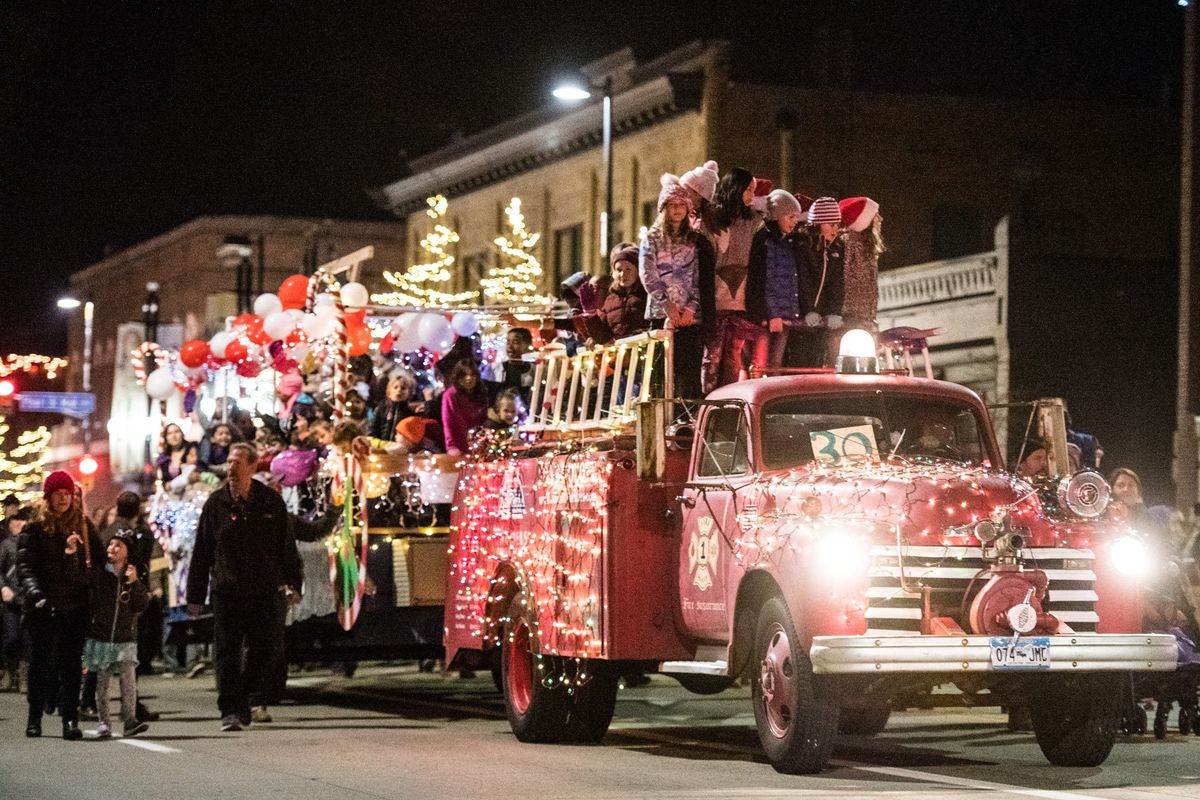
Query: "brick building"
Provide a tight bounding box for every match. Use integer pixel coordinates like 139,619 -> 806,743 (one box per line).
58,215 -> 406,499
376,40 -> 1177,288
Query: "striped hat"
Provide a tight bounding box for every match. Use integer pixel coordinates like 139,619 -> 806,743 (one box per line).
807,196 -> 842,225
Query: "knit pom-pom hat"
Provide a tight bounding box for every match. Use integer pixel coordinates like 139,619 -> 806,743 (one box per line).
807,196 -> 842,225
43,470 -> 75,499
657,173 -> 694,213
680,160 -> 719,203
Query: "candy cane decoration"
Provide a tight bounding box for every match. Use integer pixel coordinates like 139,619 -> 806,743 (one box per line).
331,287 -> 349,424
130,341 -> 168,385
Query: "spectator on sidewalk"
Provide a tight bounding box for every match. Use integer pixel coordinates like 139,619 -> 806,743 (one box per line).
187,442 -> 302,731
0,508 -> 31,692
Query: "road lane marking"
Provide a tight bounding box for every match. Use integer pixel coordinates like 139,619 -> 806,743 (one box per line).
828,761 -> 1108,800
119,739 -> 180,753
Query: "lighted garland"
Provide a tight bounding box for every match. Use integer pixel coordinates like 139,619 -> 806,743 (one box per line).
0,418 -> 51,501
0,354 -> 68,379
372,195 -> 478,308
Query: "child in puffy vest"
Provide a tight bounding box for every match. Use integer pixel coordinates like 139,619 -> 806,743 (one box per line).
83,530 -> 149,738
747,190 -> 806,369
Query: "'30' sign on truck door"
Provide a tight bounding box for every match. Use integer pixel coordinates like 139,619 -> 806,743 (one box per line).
809,424 -> 879,466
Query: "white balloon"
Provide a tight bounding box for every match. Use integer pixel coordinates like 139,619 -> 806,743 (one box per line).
314,292 -> 335,310
391,313 -> 422,352
285,308 -> 305,323
145,368 -> 176,400
254,293 -> 283,317
263,311 -> 293,341
417,313 -> 455,352
451,311 -> 479,337
209,331 -> 233,359
301,313 -> 333,339
341,282 -> 369,308
289,343 -> 310,363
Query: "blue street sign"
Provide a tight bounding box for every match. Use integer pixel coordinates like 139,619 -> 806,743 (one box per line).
18,391 -> 96,418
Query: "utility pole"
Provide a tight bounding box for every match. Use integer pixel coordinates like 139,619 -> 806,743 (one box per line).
1176,0 -> 1199,515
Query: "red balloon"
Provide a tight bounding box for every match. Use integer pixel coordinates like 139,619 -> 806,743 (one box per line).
248,326 -> 273,345
224,339 -> 249,364
235,359 -> 262,379
279,274 -> 310,311
346,309 -> 366,326
180,339 -> 211,369
233,313 -> 263,333
348,324 -> 372,356
205,353 -> 225,369
284,328 -> 307,348
379,331 -> 395,354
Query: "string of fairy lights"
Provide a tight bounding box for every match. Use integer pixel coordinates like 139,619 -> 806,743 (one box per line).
373,195 -> 479,308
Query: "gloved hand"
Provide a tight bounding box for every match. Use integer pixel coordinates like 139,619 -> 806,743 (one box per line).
804,311 -> 823,327
825,314 -> 844,330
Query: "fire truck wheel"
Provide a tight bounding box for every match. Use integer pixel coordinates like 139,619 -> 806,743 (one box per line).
501,592 -> 570,743
837,704 -> 891,736
1029,675 -> 1121,767
565,660 -> 619,743
751,597 -> 838,774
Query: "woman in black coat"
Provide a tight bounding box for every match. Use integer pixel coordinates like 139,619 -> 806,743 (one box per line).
16,471 -> 102,739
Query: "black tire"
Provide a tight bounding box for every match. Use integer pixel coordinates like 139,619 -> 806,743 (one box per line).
838,704 -> 891,736
501,591 -> 570,743
674,674 -> 736,695
1180,704 -> 1194,737
750,596 -> 838,774
1154,706 -> 1168,739
1029,675 -> 1121,767
565,660 -> 619,743
491,663 -> 503,693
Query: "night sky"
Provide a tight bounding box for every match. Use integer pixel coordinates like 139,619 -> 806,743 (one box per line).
1,0 -> 1185,358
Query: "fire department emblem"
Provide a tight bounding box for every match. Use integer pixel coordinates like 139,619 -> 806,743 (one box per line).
689,516 -> 720,591
498,465 -> 526,519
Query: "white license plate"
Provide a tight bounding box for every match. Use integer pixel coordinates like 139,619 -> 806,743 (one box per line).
989,636 -> 1051,670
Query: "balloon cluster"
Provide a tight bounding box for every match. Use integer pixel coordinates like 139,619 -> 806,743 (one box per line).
137,272 -> 483,401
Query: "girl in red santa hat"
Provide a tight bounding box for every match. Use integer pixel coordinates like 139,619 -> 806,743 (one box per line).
838,197 -> 884,332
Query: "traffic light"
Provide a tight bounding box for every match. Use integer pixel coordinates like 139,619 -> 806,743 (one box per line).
0,379 -> 15,415
78,454 -> 98,490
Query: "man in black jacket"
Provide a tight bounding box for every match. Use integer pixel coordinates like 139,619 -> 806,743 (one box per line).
187,443 -> 301,732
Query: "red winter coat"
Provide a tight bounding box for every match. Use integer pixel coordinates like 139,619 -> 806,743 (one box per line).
589,282 -> 649,344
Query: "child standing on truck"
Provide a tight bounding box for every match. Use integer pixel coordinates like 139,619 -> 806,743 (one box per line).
84,530 -> 150,739
639,172 -> 716,399
838,197 -> 883,331
747,189 -> 805,369
796,196 -> 846,367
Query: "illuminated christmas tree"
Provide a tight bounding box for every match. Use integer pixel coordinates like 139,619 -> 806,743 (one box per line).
372,195 -> 478,307
0,416 -> 51,501
482,197 -> 555,312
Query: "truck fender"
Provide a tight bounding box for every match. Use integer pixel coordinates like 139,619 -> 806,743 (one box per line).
482,561 -> 531,651
729,570 -> 787,679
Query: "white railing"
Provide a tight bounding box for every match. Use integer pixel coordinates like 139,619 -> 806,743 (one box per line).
523,330 -> 672,433
879,253 -> 998,311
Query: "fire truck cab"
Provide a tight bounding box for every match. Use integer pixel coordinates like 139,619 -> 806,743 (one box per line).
444,330 -> 1176,773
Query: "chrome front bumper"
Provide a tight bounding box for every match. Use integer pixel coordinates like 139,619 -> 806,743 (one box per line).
810,633 -> 1178,674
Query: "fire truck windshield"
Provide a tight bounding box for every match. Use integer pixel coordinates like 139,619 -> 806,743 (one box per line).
760,393 -> 990,470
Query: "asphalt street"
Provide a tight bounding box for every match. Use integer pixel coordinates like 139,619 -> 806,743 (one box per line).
2,664 -> 1200,799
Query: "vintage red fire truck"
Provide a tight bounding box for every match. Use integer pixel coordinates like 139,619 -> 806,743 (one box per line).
444,329 -> 1176,773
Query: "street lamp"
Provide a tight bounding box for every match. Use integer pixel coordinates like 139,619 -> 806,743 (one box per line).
553,75 -> 615,261
57,295 -> 95,456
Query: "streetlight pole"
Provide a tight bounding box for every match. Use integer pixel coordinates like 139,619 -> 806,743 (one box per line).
1176,0 -> 1198,514
601,76 -> 614,260
554,75 -> 616,264
141,282 -> 160,491
81,300 -> 93,455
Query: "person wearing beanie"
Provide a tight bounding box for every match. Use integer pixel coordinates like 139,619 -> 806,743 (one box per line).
0,507 -> 31,693
588,241 -> 648,345
680,160 -> 720,205
698,167 -> 763,391
639,172 -> 714,399
747,190 -> 806,369
16,470 -> 102,739
795,196 -> 847,367
83,530 -> 150,739
839,196 -> 884,331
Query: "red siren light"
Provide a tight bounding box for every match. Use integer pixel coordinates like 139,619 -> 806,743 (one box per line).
78,455 -> 99,477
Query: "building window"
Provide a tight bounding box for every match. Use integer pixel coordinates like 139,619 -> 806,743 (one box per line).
553,223 -> 583,285
932,205 -> 981,259
462,251 -> 491,298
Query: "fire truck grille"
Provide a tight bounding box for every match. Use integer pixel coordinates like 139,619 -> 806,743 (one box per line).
864,545 -> 1098,636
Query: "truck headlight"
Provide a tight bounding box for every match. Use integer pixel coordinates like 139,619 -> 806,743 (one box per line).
1110,536 -> 1150,578
1056,471 -> 1110,519
813,530 -> 869,583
